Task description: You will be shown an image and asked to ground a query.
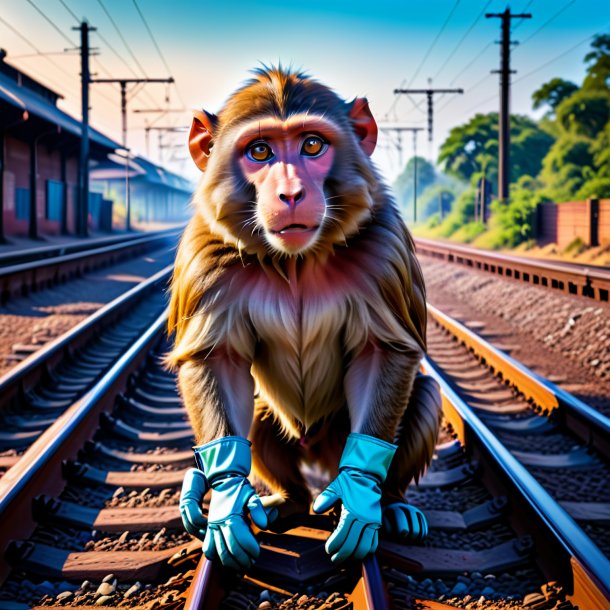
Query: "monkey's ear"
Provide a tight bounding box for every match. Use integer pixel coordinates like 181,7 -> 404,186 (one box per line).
349,98 -> 378,156
189,109 -> 218,171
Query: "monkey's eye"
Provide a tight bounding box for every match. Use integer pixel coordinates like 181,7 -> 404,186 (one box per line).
247,141 -> 274,162
301,135 -> 327,157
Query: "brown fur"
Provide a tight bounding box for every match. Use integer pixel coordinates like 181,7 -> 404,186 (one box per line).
167,67 -> 441,506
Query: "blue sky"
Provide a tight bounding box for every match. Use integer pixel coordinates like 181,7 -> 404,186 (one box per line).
2,0 -> 608,182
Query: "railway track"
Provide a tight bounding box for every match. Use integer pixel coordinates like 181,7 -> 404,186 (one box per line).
414,237 -> 610,304
0,227 -> 181,304
0,291 -> 607,607
0,230 -> 180,268
0,266 -> 172,480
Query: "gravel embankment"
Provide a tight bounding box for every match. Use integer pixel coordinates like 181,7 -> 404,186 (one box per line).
419,256 -> 610,414
0,246 -> 175,376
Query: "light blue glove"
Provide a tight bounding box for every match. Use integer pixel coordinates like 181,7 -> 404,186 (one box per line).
179,468 -> 209,540
194,436 -> 278,571
313,432 -> 397,563
382,502 -> 428,541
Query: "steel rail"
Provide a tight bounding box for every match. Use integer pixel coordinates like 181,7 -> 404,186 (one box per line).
183,554 -> 387,609
0,227 -> 182,268
427,303 -> 610,457
0,310 -> 168,583
0,265 -> 172,411
421,356 -> 610,608
0,227 -> 180,302
415,237 -> 610,302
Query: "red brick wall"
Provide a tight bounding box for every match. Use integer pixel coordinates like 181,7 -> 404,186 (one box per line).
3,135 -> 30,235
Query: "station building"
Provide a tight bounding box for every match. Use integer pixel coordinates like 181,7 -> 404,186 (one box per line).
0,51 -> 191,241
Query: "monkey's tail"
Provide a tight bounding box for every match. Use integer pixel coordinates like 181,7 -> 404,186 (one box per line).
387,373 -> 442,495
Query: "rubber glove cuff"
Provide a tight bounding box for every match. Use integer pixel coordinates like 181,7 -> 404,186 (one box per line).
339,433 -> 397,482
193,436 -> 251,482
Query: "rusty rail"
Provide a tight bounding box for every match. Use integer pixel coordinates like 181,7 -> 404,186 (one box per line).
0,311 -> 167,583
421,356 -> 610,608
415,237 -> 610,302
427,303 -> 610,457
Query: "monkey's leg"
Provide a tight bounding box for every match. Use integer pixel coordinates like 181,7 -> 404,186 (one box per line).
382,372 -> 442,540
249,401 -> 312,526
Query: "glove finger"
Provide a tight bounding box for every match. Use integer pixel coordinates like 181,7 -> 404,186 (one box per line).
224,518 -> 260,561
202,529 -> 217,561
352,525 -> 377,561
180,504 -> 207,539
417,510 -> 428,539
327,515 -> 358,558
331,520 -> 365,563
407,507 -> 421,540
313,487 -> 340,514
216,528 -> 246,571
180,468 -> 209,501
382,507 -> 398,537
391,506 -> 410,539
247,495 -> 269,530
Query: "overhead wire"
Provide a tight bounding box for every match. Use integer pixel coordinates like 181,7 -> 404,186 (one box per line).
0,13 -> 81,97
515,0 -> 576,49
432,0 -> 493,82
513,24 -> 610,84
131,0 -> 187,110
384,0 -> 462,121
406,0 -> 462,89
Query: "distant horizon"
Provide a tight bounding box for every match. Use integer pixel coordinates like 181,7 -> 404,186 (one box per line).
1,0 -> 607,184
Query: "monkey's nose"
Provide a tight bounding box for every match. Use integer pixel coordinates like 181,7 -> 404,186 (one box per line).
278,189 -> 305,207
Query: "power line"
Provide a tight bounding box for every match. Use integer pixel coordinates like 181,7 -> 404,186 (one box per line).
0,14 -> 79,94
432,0 -> 493,82
449,41 -> 493,86
131,0 -> 187,109
514,24 -> 610,85
26,0 -> 76,47
512,0 -> 536,31
96,0 -> 149,77
406,0 -> 462,89
58,0 -> 79,23
516,0 -> 576,49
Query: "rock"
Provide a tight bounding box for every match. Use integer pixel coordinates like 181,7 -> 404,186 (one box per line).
96,582 -> 116,596
480,586 -> 495,597
297,595 -> 310,605
124,582 -> 142,598
56,591 -> 74,603
258,603 -> 272,609
96,595 -> 115,606
450,582 -> 468,596
523,592 -> 546,606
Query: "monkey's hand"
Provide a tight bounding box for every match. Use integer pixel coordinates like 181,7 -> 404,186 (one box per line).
312,433 -> 397,563
179,468 -> 209,539
194,436 -> 278,571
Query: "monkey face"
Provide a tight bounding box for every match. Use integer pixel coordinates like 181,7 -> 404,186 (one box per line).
188,69 -> 380,259
236,115 -> 336,255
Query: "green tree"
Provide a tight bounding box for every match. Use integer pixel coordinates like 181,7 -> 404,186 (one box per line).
583,34 -> 610,90
438,112 -> 552,188
532,78 -> 578,116
555,89 -> 610,138
392,156 -> 435,218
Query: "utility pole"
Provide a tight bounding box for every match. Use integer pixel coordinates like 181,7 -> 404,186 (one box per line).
74,20 -> 95,237
486,8 -> 531,202
379,124 -> 424,223
143,126 -> 187,159
90,77 -> 174,148
393,87 -> 463,143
